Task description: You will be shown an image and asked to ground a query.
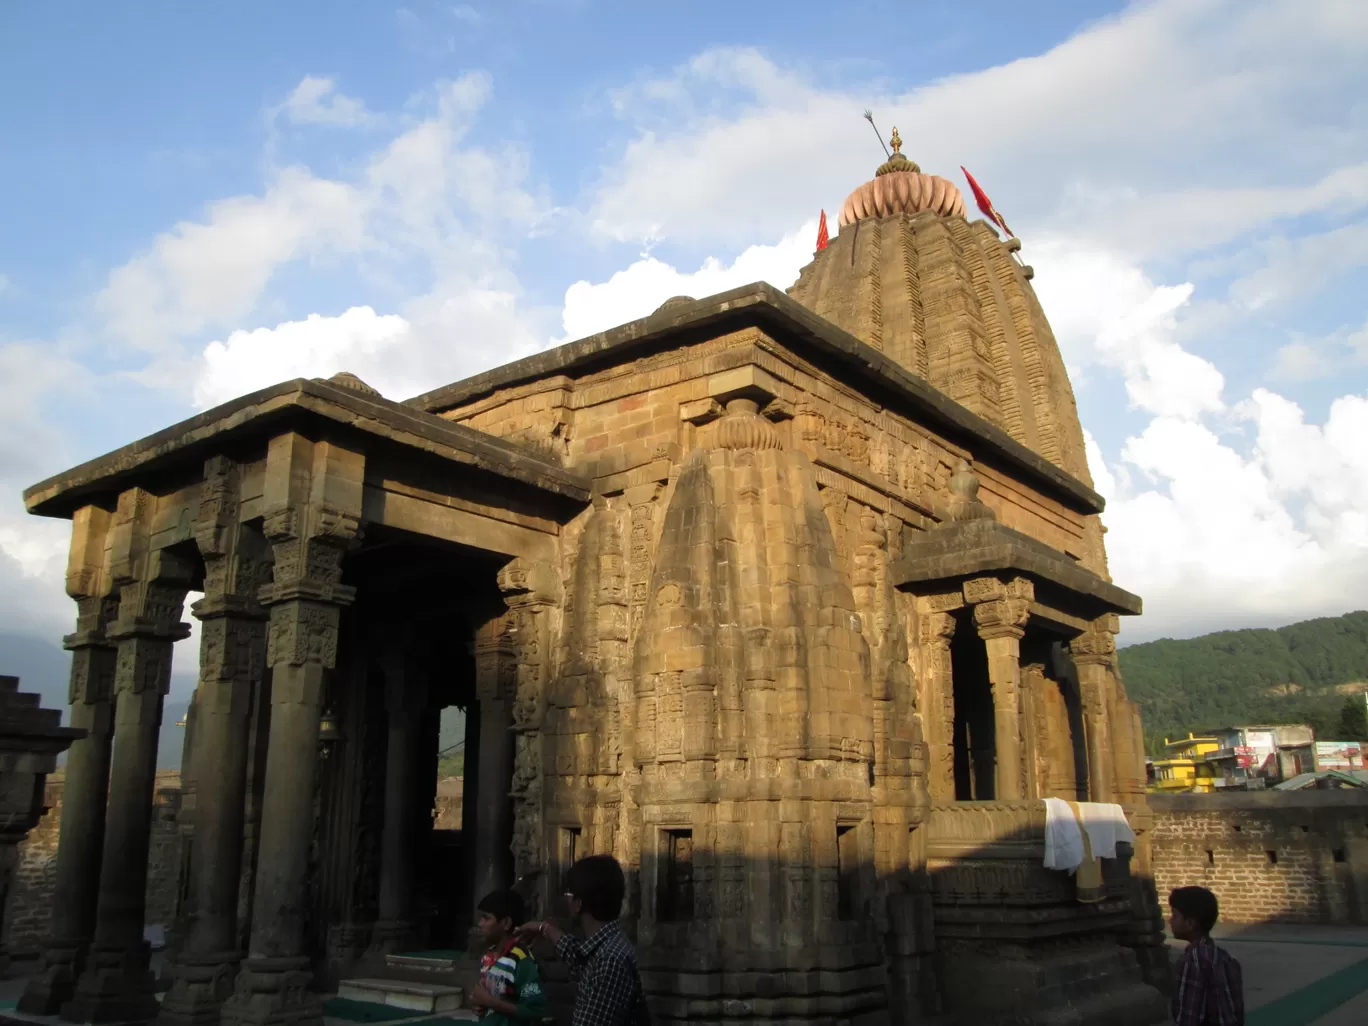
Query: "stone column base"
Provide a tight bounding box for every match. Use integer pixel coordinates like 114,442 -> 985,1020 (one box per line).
219,957 -> 322,1026
60,941 -> 158,1025
155,951 -> 241,1026
365,921 -> 415,958
18,943 -> 86,1015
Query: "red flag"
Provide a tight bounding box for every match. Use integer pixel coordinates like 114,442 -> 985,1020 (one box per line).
960,166 -> 1014,238
816,210 -> 829,251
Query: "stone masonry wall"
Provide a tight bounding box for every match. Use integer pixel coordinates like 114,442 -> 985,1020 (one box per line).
1149,791 -> 1368,925
434,775 -> 463,830
4,772 -> 184,957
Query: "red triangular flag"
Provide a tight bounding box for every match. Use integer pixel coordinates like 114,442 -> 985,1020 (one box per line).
816,210 -> 829,251
960,166 -> 1014,238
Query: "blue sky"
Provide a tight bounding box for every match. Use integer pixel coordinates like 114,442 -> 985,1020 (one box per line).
2,0 -> 1367,717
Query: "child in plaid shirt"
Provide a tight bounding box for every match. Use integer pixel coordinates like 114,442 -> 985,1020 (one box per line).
1169,886 -> 1244,1026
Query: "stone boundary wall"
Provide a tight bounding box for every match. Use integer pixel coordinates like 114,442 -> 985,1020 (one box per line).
4,772 -> 184,957
1149,791 -> 1368,925
434,775 -> 463,830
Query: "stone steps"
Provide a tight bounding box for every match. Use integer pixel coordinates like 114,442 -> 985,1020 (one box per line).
335,979 -> 465,1014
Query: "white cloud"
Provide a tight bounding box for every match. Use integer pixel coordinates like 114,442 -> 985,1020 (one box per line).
0,272 -> 10,294
278,76 -> 377,128
0,343 -> 96,639
195,307 -> 411,407
559,220 -> 816,340
1030,240 -> 1224,419
98,168 -> 366,355
194,284 -> 550,408
1273,313 -> 1368,381
1101,392 -> 1368,641
98,72 -> 552,397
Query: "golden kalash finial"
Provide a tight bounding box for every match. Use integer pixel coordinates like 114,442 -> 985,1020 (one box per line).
876,125 -> 920,176
864,112 -> 920,176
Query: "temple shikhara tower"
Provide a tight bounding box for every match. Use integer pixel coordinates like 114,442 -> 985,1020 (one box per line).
20,132 -> 1170,1025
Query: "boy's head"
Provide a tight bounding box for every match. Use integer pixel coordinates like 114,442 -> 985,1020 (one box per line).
563,854 -> 625,924
477,889 -> 526,944
1168,886 -> 1219,941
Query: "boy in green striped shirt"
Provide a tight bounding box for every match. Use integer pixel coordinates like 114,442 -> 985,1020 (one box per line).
469,890 -> 547,1026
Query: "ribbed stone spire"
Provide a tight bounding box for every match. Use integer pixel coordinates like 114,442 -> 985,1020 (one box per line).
787,144 -> 1092,487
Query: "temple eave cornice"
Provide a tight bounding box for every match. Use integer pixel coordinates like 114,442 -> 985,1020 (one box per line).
23,377 -> 592,520
893,518 -> 1142,620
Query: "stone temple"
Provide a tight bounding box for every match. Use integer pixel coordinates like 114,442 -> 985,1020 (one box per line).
19,134 -> 1170,1025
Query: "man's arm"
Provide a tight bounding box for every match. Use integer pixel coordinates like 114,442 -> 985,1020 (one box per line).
571,955 -> 638,1026
554,932 -> 589,972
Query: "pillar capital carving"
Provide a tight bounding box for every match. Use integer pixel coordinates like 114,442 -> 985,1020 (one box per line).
497,557 -> 559,607
964,576 -> 1032,640
917,610 -> 957,646
194,456 -> 273,621
257,433 -> 364,609
258,505 -> 360,608
962,575 -> 1033,606
1068,625 -> 1117,667
108,549 -> 196,645
973,599 -> 1031,640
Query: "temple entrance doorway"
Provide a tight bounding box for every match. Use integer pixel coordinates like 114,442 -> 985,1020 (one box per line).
313,526 -> 513,978
950,609 -> 994,800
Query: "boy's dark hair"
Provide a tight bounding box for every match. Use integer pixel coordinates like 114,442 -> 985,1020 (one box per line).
565,854 -> 625,922
1169,885 -> 1219,934
478,889 -> 526,927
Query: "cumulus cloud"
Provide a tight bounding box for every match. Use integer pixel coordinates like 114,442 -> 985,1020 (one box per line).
1099,391 -> 1368,641
0,343 -> 97,638
1273,313 -> 1368,381
195,307 -> 411,407
559,220 -> 816,340
278,76 -> 378,128
100,72 -> 549,390
98,168 -> 366,356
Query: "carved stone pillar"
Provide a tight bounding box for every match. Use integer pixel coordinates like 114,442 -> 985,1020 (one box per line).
368,643 -> 428,955
21,507 -> 118,1016
966,577 -> 1033,802
159,458 -> 272,1026
1069,619 -> 1117,804
499,558 -> 558,913
221,435 -> 363,1026
64,490 -> 194,1025
470,615 -> 516,918
915,594 -> 961,802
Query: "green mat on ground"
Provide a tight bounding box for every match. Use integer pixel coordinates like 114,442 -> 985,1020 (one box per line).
1248,955 -> 1368,1026
323,997 -> 421,1022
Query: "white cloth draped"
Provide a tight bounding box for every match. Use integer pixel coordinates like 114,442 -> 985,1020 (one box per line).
1042,799 -> 1134,871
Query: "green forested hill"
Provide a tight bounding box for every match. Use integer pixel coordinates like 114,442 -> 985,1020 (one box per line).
1117,610 -> 1368,754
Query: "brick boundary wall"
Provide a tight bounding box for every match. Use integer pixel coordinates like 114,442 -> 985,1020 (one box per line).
3,773 -> 184,958
1149,791 -> 1368,925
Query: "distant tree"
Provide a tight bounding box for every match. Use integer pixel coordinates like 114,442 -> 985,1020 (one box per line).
1335,696 -> 1368,742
